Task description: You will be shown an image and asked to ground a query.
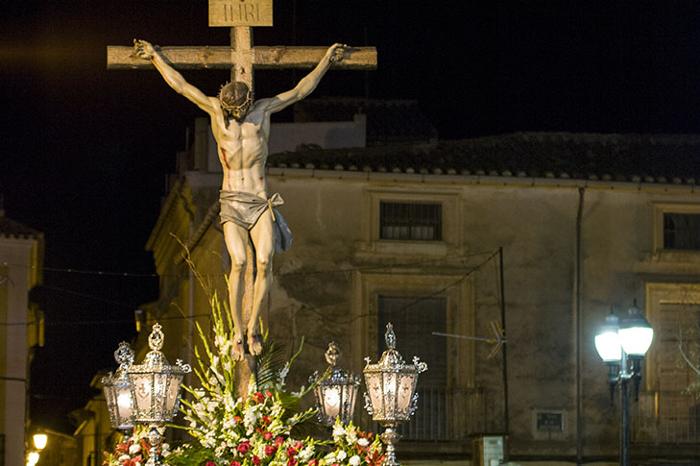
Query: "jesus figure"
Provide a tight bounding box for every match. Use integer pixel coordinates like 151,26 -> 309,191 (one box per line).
134,39 -> 346,360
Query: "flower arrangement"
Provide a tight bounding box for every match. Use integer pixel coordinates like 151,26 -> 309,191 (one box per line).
103,425 -> 170,466
321,419 -> 384,466
103,265 -> 384,466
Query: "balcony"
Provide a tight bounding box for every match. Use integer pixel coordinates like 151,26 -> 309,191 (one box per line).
357,385 -> 499,443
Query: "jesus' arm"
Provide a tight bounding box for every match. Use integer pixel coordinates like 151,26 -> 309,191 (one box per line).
133,39 -> 216,114
260,43 -> 347,114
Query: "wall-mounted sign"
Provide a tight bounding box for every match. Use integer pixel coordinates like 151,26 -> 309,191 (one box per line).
209,0 -> 273,27
536,411 -> 564,432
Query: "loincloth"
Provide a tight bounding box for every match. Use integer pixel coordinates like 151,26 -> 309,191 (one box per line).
219,190 -> 293,252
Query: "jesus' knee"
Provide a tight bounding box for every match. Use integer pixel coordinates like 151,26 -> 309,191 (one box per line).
256,257 -> 272,278
229,257 -> 247,276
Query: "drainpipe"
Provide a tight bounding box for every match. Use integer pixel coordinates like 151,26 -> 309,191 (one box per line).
575,187 -> 585,465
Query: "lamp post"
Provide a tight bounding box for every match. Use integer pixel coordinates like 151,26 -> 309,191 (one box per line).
127,323 -> 191,466
594,301 -> 653,466
310,342 -> 360,426
363,323 -> 427,466
102,342 -> 136,431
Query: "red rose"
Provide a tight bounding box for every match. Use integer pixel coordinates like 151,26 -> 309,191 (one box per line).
233,415 -> 242,424
252,455 -> 261,465
263,431 -> 273,441
253,391 -> 265,403
205,462 -> 216,466
262,415 -> 271,425
293,441 -> 303,450
264,444 -> 278,456
286,446 -> 297,457
237,441 -> 251,454
309,460 -> 318,466
265,390 -> 273,398
275,436 -> 285,446
230,462 -> 241,466
287,459 -> 297,466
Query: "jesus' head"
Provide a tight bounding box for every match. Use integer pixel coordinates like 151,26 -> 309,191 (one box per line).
218,81 -> 253,121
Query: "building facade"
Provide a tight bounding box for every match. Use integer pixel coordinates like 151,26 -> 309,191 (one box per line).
0,210 -> 43,466
142,106 -> 700,464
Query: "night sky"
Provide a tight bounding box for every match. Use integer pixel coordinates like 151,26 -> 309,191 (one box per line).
3,0 -> 700,432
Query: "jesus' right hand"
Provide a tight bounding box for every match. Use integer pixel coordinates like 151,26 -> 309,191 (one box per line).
133,39 -> 155,60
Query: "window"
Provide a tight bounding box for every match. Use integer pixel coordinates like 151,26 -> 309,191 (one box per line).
664,213 -> 700,250
378,295 -> 447,440
379,201 -> 442,241
642,283 -> 700,444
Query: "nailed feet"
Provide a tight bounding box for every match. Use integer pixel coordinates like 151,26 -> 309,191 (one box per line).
232,333 -> 245,361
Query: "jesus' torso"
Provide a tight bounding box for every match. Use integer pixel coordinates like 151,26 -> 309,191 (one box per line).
210,100 -> 271,197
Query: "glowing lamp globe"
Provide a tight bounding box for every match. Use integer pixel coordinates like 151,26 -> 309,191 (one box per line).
32,433 -> 48,451
103,342 -> 136,430
594,312 -> 622,363
310,342 -> 360,426
619,302 -> 653,358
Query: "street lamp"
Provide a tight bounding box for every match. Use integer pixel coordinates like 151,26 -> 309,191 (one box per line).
363,323 -> 427,466
309,342 -> 360,426
594,301 -> 654,466
26,451 -> 39,466
102,342 -> 136,431
127,323 -> 191,466
32,433 -> 48,451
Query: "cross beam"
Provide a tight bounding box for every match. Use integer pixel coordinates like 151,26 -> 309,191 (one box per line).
106,45 -> 378,70
108,26 -> 377,92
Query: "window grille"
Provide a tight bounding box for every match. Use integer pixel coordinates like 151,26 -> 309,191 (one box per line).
379,202 -> 442,241
377,295 -> 447,440
663,213 -> 700,250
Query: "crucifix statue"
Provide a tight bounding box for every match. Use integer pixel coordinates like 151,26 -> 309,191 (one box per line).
108,1 -> 376,366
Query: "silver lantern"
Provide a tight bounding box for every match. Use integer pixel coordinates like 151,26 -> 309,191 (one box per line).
363,323 -> 427,466
102,342 -> 136,430
310,342 -> 360,426
127,323 -> 191,466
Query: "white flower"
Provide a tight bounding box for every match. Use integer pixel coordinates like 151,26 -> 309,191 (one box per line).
357,438 -> 369,447
349,455 -> 361,466
118,454 -> 130,462
337,450 -> 347,461
128,443 -> 141,455
332,424 -> 346,439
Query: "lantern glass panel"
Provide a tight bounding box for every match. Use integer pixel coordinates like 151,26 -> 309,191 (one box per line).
116,384 -> 134,426
398,374 -> 416,414
366,373 -> 383,415
132,373 -> 154,419
343,384 -> 358,419
382,372 -> 398,418
323,386 -> 341,418
165,373 -> 184,417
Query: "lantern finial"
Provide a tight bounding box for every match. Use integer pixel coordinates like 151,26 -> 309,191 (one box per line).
385,323 -> 396,350
115,341 -> 135,370
149,323 -> 164,351
325,341 -> 340,367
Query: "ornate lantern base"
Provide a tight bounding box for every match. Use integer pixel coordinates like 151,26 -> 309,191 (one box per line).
379,423 -> 401,466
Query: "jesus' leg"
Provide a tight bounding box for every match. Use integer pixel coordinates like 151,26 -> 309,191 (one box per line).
247,213 -> 275,355
223,222 -> 249,360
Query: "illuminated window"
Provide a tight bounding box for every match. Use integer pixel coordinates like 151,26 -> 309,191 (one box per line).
379,202 -> 442,241
663,213 -> 700,250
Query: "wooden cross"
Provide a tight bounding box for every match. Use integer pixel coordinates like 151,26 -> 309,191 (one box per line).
107,0 -> 377,93
106,0 -> 377,397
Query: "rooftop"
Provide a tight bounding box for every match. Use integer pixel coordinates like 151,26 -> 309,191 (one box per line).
269,132 -> 700,185
0,210 -> 42,239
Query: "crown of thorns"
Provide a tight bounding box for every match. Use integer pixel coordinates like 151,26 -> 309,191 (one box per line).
218,81 -> 254,112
